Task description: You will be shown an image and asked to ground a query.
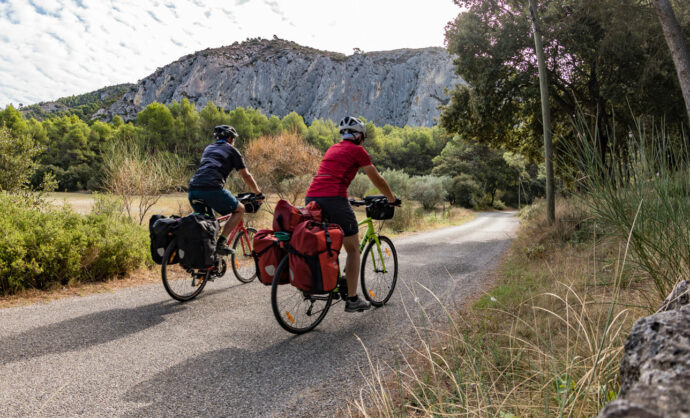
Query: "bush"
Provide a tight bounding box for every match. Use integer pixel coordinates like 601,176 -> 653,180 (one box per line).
380,169 -> 411,198
444,174 -> 480,208
245,132 -> 322,205
0,193 -> 149,295
384,201 -> 420,232
409,175 -> 448,210
348,172 -> 370,199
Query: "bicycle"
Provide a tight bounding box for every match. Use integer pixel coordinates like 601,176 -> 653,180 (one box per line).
161,193 -> 263,302
270,196 -> 400,334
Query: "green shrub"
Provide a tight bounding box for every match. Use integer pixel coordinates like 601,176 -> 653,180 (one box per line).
380,169 -> 411,198
0,193 -> 149,294
444,174 -> 480,208
409,175 -> 448,210
348,172 -> 371,199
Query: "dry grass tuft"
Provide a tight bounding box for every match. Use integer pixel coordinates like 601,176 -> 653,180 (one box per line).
351,200 -> 652,417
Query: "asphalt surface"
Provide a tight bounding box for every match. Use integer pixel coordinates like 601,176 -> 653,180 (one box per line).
0,211 -> 519,417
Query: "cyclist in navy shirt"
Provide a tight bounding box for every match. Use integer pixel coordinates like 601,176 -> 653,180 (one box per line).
188,125 -> 263,255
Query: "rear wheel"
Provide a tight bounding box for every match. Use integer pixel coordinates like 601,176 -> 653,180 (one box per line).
271,256 -> 333,334
161,239 -> 209,302
360,235 -> 398,306
231,227 -> 257,283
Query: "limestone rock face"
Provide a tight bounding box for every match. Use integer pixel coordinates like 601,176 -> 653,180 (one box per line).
599,281 -> 690,418
103,39 -> 463,126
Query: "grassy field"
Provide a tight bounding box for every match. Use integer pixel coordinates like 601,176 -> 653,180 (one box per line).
45,192 -> 190,217
44,192 -> 475,235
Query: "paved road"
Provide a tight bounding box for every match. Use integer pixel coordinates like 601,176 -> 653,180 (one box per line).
0,211 -> 518,417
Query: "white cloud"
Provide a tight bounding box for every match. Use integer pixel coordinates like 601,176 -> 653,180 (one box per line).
0,0 -> 460,106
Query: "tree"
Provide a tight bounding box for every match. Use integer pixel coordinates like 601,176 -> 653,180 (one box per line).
528,0 -> 555,223
0,127 -> 40,191
442,0 -> 689,163
652,0 -> 690,125
135,102 -> 175,150
433,138 -> 514,206
281,111 -> 308,137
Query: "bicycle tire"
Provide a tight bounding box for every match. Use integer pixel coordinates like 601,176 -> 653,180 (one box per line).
271,256 -> 333,334
360,235 -> 398,307
231,227 -> 257,283
161,238 -> 209,302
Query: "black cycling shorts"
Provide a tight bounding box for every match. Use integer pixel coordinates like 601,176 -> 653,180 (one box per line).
305,196 -> 358,237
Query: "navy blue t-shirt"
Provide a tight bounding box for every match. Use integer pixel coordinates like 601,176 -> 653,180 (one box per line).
189,140 -> 246,190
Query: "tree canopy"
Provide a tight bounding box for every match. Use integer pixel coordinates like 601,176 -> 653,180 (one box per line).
441,0 -> 690,161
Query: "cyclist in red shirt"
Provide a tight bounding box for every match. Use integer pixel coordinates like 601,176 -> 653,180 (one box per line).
306,116 -> 397,312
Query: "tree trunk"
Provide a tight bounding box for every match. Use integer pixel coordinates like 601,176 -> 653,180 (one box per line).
528,0 -> 555,224
652,0 -> 690,127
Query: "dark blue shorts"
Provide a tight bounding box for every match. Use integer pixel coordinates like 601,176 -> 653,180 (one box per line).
188,188 -> 239,216
305,196 -> 359,237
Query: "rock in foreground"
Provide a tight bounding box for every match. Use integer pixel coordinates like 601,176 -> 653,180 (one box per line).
599,281 -> 690,418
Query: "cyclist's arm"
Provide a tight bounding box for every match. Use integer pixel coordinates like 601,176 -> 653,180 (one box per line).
238,168 -> 262,196
361,165 -> 395,203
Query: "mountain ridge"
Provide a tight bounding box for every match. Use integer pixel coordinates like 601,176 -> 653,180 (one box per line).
100,38 -> 463,126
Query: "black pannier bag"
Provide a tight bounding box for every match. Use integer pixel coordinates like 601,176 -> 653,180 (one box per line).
174,214 -> 220,269
149,215 -> 181,264
364,195 -> 395,220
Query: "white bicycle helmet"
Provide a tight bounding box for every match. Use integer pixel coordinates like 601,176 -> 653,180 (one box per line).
338,116 -> 366,136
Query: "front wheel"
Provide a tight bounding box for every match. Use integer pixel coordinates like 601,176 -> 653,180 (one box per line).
231,227 -> 257,283
271,256 -> 333,334
360,235 -> 398,307
161,239 -> 209,302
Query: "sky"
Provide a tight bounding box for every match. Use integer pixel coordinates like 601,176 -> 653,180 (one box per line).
0,0 -> 460,107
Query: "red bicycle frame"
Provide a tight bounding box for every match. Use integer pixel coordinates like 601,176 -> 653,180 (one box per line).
216,214 -> 253,258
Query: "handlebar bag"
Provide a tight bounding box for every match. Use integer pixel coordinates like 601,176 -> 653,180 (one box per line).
364,195 -> 395,220
288,221 -> 343,293
236,193 -> 262,213
174,213 -> 219,269
149,214 -> 181,264
252,229 -> 289,285
272,199 -> 322,232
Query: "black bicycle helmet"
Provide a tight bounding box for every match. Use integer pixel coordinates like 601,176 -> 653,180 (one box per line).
214,125 -> 238,140
338,116 -> 366,137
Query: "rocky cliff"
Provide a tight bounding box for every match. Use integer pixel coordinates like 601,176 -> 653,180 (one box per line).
100,38 -> 463,126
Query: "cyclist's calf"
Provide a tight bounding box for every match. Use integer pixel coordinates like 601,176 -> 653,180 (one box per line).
342,233 -> 360,297
222,202 -> 245,238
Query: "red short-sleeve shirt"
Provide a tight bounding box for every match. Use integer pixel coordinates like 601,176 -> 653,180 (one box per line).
306,140 -> 373,197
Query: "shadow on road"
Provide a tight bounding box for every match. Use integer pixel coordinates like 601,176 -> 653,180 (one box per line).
121,321 -> 367,417
0,301 -> 184,365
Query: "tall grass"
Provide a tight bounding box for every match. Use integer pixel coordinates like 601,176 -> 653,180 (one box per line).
565,114 -> 690,300
351,201 -> 645,417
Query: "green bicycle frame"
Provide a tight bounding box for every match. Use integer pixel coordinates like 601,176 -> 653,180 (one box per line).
357,217 -> 388,273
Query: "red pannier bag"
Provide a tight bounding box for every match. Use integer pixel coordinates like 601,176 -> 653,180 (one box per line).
272,200 -> 322,232
252,229 -> 289,286
289,221 -> 344,293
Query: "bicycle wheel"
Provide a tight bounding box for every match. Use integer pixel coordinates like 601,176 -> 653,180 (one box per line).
161,239 -> 209,302
360,235 -> 398,307
231,227 -> 257,283
271,256 -> 333,334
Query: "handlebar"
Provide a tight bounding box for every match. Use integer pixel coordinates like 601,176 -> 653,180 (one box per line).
238,192 -> 265,201
349,196 -> 402,207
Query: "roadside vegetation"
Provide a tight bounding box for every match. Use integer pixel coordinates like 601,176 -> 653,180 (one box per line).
352,118 -> 689,416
